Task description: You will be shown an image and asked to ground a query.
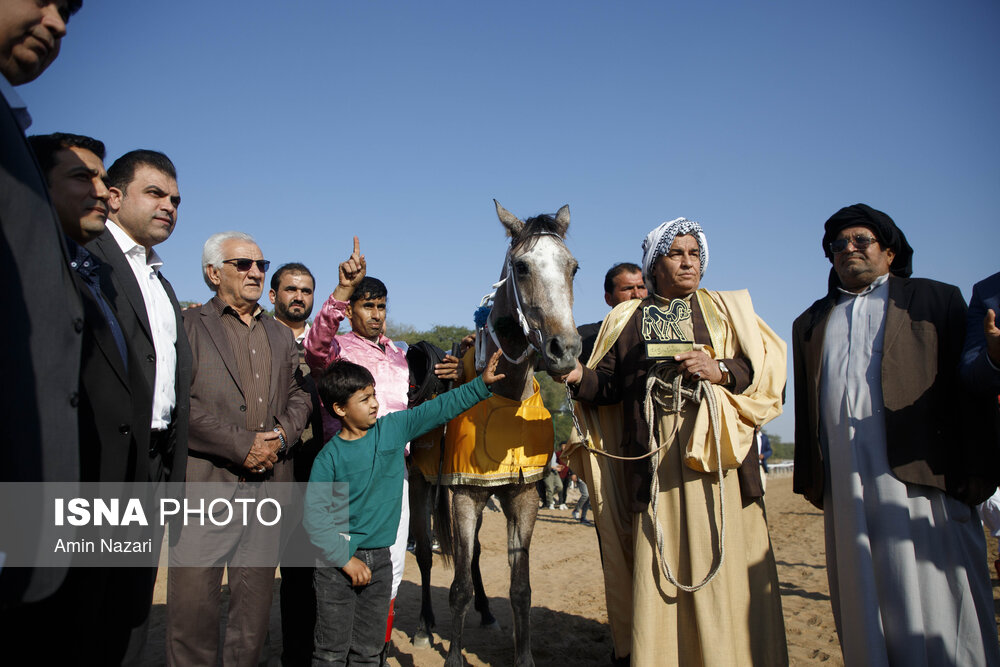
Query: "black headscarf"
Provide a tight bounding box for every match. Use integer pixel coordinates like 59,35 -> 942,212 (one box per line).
822,203 -> 914,292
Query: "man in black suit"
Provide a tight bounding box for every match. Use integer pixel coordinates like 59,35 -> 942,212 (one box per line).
0,0 -> 84,608
90,149 -> 191,485
17,131 -> 156,664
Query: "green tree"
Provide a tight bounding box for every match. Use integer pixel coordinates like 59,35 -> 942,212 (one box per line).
386,322 -> 474,353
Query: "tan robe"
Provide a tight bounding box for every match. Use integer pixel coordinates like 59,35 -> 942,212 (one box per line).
572,290 -> 788,666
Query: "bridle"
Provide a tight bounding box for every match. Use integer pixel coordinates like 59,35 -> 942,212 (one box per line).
475,231 -> 563,370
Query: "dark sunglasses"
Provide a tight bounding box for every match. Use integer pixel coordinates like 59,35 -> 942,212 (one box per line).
828,234 -> 878,254
222,258 -> 270,272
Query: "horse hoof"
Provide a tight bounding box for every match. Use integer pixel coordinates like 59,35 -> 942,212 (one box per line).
413,631 -> 432,648
481,619 -> 502,632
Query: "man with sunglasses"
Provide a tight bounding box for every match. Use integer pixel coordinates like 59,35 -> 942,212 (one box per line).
167,231 -> 311,666
90,150 -> 191,486
791,203 -> 1000,666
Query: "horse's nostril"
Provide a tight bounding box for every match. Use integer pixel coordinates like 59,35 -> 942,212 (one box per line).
548,339 -> 564,358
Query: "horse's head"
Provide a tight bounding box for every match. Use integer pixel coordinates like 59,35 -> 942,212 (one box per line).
492,200 -> 582,375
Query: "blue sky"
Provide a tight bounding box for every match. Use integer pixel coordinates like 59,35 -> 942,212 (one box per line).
21,0 -> 1000,439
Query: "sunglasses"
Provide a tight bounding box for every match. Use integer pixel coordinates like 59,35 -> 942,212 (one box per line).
222,258 -> 270,272
828,234 -> 878,254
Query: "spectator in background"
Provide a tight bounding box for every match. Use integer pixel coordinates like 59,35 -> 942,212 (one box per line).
269,262 -> 324,667
542,444 -> 565,510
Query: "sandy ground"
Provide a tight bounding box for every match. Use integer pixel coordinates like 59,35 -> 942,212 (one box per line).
140,473 -> 1000,665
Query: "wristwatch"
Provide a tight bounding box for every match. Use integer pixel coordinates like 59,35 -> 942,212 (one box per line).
717,361 -> 732,386
273,427 -> 287,454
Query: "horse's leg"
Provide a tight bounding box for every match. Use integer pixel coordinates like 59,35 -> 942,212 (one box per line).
497,483 -> 540,667
471,514 -> 499,629
408,473 -> 435,648
445,486 -> 489,667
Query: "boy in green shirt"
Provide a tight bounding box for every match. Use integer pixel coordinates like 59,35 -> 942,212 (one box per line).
304,349 -> 504,664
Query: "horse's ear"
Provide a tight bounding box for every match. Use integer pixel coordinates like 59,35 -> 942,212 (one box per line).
494,199 -> 524,238
554,205 -> 570,237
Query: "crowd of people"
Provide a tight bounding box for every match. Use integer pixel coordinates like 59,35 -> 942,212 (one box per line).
2,3 -> 1000,667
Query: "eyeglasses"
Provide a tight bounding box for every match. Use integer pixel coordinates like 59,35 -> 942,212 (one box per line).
828,234 -> 879,254
222,258 -> 270,272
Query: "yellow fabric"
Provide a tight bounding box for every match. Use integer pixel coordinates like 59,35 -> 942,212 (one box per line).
683,289 -> 786,473
411,350 -> 552,486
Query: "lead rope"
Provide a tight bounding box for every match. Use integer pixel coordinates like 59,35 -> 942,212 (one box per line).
564,363 -> 726,592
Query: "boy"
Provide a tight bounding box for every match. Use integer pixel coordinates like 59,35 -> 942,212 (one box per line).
304,349 -> 505,664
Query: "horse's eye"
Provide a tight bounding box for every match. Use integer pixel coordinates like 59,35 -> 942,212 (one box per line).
572,264 -> 580,278
514,261 -> 530,275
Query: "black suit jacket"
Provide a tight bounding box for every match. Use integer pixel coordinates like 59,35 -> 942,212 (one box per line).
70,258 -> 151,484
792,276 -> 1000,508
88,229 -> 192,483
0,93 -> 83,605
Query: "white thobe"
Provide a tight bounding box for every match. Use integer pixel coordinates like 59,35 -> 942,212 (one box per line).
818,273 -> 998,666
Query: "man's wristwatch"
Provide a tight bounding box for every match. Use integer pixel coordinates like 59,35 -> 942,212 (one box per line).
717,361 -> 733,386
273,427 -> 287,454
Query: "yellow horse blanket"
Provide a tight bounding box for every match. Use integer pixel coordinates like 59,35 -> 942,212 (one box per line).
410,351 -> 553,486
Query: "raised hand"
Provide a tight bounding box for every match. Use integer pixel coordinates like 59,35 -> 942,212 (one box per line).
481,349 -> 507,387
332,236 -> 367,301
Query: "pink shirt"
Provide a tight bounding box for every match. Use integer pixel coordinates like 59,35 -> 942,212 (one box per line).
304,295 -> 409,443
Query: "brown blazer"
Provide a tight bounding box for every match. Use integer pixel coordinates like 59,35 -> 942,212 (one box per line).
182,300 -> 311,483
792,275 -> 1000,508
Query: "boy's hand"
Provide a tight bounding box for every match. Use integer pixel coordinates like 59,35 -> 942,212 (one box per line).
481,349 -> 506,387
332,237 -> 366,301
434,354 -> 462,382
341,556 -> 372,587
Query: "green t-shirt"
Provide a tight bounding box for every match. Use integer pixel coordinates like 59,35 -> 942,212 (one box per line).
304,376 -> 491,564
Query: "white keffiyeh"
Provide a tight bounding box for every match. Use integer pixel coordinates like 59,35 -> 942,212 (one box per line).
640,218 -> 709,294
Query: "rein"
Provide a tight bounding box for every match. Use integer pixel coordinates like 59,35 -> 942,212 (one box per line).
565,363 -> 727,592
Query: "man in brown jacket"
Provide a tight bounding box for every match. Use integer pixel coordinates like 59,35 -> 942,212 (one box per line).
166,231 -> 311,667
792,203 -> 1000,666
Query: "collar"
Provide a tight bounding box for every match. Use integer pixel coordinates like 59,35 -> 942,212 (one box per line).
0,75 -> 31,130
66,235 -> 102,281
105,220 -> 164,271
211,295 -> 263,320
348,329 -> 398,354
837,271 -> 890,298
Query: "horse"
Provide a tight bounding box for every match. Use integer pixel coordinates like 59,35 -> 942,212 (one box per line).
408,200 -> 581,667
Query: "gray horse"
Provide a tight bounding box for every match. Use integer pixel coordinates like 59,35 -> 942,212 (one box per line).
409,201 -> 580,667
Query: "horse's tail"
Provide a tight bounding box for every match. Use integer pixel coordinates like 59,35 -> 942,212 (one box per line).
432,483 -> 454,566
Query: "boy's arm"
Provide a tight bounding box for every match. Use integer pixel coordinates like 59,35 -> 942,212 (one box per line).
398,376 -> 492,443
303,452 -> 353,566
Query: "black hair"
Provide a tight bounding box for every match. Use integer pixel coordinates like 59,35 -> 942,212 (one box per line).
316,360 -> 375,412
27,132 -> 105,181
603,262 -> 643,295
270,262 -> 315,291
349,276 -> 387,304
106,149 -> 177,191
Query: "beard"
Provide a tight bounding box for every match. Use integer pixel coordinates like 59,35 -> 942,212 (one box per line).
277,303 -> 311,323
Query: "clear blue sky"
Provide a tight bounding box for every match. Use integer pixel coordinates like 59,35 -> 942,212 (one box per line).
21,0 -> 1000,440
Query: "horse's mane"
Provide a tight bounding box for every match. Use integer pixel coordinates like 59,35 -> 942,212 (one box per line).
510,213 -> 563,252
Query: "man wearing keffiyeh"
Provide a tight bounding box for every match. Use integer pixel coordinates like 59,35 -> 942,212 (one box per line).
560,217 -> 788,666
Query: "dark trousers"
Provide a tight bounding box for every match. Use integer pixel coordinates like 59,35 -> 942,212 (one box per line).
313,548 -> 391,665
281,565 -> 316,666
166,565 -> 276,667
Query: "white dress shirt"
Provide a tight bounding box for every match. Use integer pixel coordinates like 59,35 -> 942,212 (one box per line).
106,221 -> 177,430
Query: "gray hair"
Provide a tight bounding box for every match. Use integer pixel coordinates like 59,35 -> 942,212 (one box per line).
202,231 -> 257,290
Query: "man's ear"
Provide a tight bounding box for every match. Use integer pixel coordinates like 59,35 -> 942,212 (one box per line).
268,289 -> 276,305
331,402 -> 347,418
107,186 -> 124,214
604,293 -> 614,308
206,264 -> 223,288
345,302 -> 354,319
